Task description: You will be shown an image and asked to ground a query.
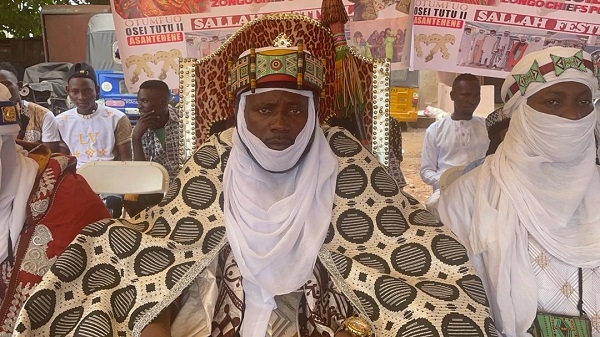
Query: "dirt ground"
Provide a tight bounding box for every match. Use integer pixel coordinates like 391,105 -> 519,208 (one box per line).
399,126 -> 430,204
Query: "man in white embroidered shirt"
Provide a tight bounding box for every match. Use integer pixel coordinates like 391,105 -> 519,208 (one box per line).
419,74 -> 489,215
57,62 -> 133,217
57,62 -> 132,167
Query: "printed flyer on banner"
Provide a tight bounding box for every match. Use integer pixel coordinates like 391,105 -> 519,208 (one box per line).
346,0 -> 412,70
109,0 -> 411,92
410,0 -> 600,78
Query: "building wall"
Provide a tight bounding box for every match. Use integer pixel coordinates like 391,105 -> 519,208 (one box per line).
0,38 -> 45,79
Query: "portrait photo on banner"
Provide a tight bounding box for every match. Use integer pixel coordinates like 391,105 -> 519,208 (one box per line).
455,23 -> 590,72
348,16 -> 409,64
411,0 -> 600,79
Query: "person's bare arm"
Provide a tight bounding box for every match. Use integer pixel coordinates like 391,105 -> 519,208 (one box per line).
114,115 -> 133,161
140,305 -> 172,337
58,141 -> 70,155
43,141 -> 60,153
115,141 -> 132,161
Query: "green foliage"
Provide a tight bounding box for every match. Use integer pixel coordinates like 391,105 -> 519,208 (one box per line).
0,0 -> 110,38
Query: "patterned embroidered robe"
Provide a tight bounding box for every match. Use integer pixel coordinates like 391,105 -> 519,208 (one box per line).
0,142 -> 110,335
13,127 -> 497,337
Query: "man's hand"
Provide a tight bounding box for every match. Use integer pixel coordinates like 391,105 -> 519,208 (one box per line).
132,109 -> 163,162
335,316 -> 372,337
132,110 -> 162,140
124,193 -> 163,217
140,305 -> 172,337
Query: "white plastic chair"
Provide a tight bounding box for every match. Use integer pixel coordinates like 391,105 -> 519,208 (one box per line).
77,161 -> 170,195
439,165 -> 466,192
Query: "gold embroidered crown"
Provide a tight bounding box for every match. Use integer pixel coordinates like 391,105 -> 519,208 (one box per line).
228,34 -> 325,99
0,101 -> 19,126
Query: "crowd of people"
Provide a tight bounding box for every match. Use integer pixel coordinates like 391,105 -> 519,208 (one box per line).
457,27 -> 588,72
0,61 -> 182,218
0,23 -> 598,337
348,28 -> 405,62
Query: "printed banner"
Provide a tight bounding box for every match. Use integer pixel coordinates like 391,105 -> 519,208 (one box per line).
109,0 -> 411,92
346,0 -> 412,70
410,0 -> 600,78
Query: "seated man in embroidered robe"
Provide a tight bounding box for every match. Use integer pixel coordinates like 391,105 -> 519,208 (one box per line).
0,84 -> 110,335
0,62 -> 62,153
13,45 -> 497,337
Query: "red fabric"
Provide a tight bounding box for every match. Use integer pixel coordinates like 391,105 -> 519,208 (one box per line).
0,153 -> 110,334
37,173 -> 110,260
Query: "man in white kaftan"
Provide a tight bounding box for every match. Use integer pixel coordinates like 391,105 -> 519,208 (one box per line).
420,74 -> 489,215
458,27 -> 474,66
480,30 -> 498,67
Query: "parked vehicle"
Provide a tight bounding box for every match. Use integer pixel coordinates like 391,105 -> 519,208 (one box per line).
20,62 -> 71,115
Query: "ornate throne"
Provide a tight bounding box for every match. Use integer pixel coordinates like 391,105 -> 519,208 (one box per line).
178,13 -> 392,166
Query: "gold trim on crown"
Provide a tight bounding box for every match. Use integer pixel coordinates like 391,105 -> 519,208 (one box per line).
0,102 -> 19,126
273,33 -> 293,48
228,39 -> 325,98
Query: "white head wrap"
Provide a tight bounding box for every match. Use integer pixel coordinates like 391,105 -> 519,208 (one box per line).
223,88 -> 338,337
501,46 -> 599,114
234,88 -> 317,172
439,47 -> 600,337
0,84 -> 38,263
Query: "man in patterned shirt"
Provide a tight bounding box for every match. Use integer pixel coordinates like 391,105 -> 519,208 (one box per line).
0,62 -> 61,153
128,79 -> 180,214
132,80 -> 180,178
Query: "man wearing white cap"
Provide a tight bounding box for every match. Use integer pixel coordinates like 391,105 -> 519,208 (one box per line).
420,73 -> 489,216
14,45 -> 495,337
439,46 -> 600,337
0,83 -> 110,335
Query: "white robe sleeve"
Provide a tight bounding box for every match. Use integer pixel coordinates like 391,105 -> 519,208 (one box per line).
41,110 -> 61,142
420,123 -> 441,190
437,169 -> 477,255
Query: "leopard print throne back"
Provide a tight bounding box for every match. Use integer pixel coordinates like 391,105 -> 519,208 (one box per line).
179,13 -> 377,148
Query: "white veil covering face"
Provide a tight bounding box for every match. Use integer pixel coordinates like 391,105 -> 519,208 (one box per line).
460,47 -> 600,336
0,83 -> 38,263
223,88 -> 338,337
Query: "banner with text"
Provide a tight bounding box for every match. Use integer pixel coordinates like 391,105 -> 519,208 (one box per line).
109,0 -> 410,92
410,0 -> 600,78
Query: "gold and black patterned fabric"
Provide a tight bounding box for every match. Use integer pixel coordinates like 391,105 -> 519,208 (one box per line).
14,127 -> 497,337
0,101 -> 18,126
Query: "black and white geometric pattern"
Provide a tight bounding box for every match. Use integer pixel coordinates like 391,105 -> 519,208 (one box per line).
14,127 -> 496,337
